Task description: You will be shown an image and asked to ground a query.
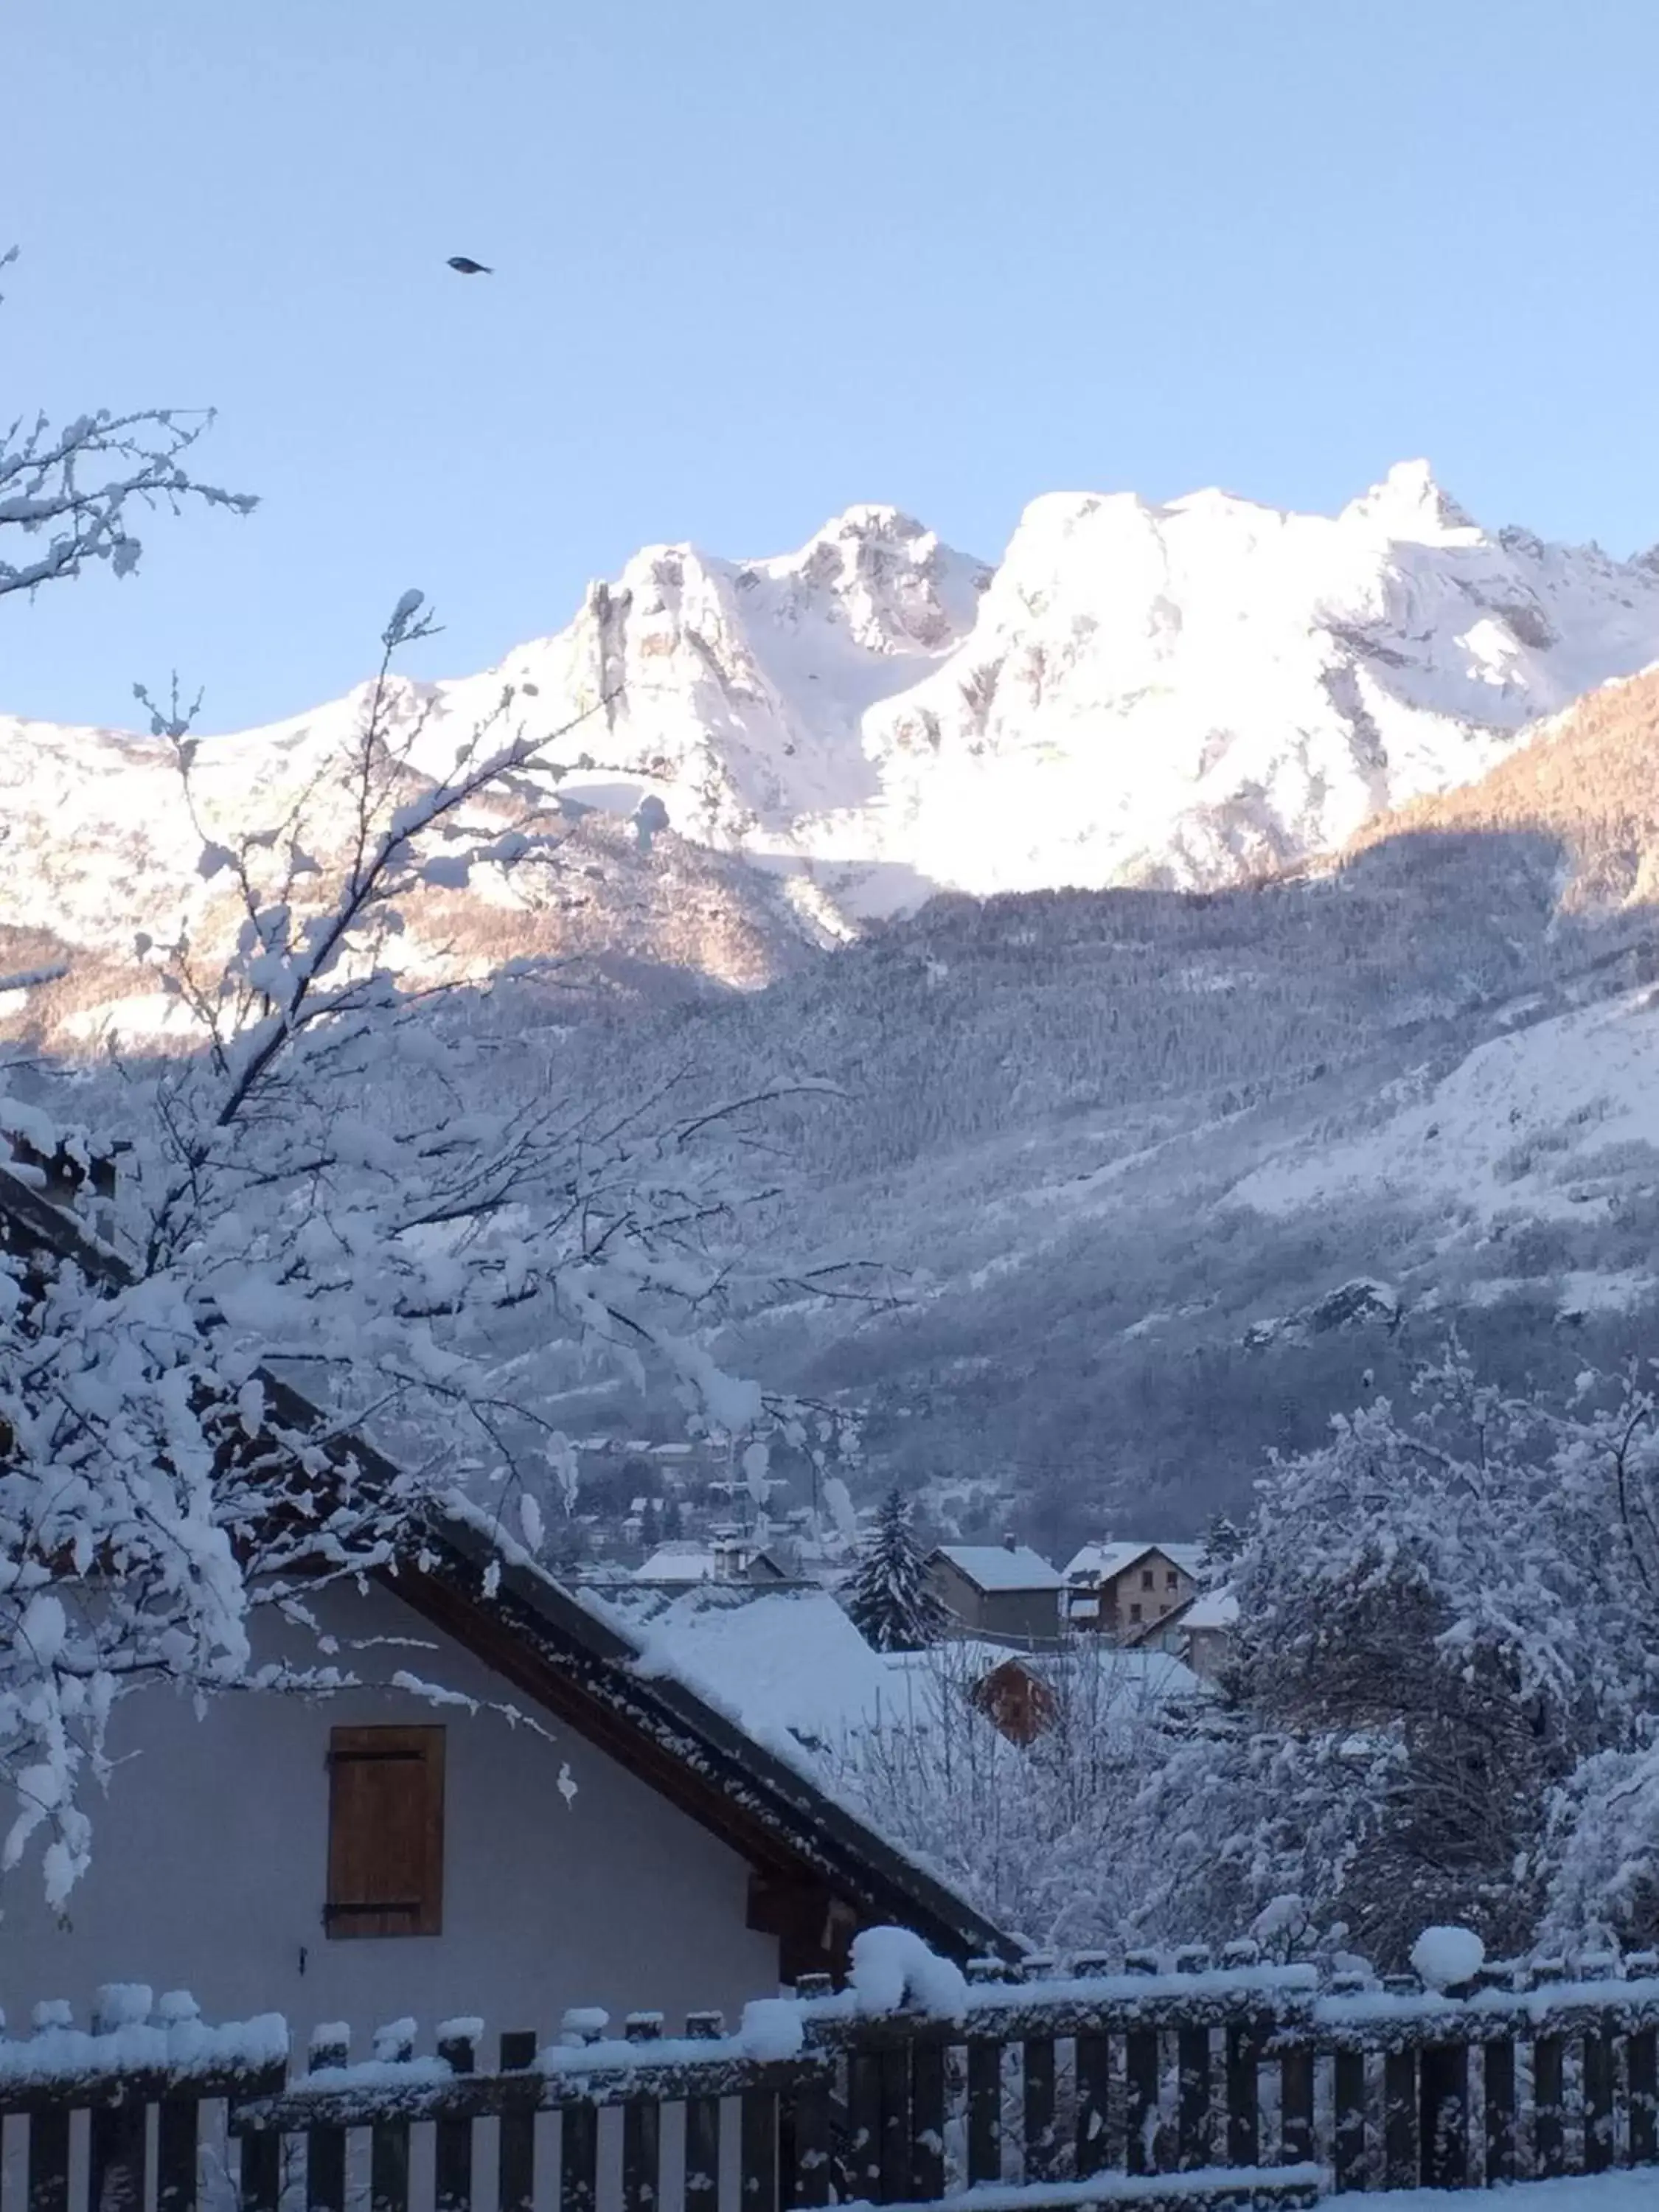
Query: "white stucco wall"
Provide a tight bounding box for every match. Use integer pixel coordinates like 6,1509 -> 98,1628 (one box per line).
0,1579 -> 781,2048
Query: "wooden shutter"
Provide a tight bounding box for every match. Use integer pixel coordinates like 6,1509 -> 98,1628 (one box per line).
325,1725 -> 445,1938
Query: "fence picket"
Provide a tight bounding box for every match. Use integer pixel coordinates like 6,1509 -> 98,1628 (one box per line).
964,2038 -> 1000,2188
846,2045 -> 884,2202
1382,2048 -> 1416,2188
369,2025 -> 414,2212
307,2028 -> 349,2212
1279,2043 -> 1314,2169
788,2062 -> 835,2211
622,2017 -> 662,2212
1074,2031 -> 1112,2179
1331,2048 -> 1364,2193
156,2095 -> 199,2212
558,2012 -> 602,2212
434,2028 -> 476,2212
877,2044 -> 910,2203
683,2014 -> 724,2212
740,2085 -> 779,2212
1584,2024 -> 1615,2173
908,2039 -> 945,2202
1419,2041 -> 1468,2189
1124,2025 -> 1158,2177
238,2117 -> 282,2212
27,2107 -> 69,2212
1176,2024 -> 1212,2171
1484,2037 -> 1517,2185
1021,2034 -> 1057,2183
88,2098 -> 145,2212
498,2029 -> 538,2212
1534,2031 -> 1566,2178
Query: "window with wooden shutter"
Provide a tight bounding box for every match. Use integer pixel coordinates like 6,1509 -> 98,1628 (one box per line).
325,1725 -> 445,1938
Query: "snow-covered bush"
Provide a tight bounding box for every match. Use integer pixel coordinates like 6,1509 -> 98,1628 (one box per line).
824,1638 -> 1205,1952
1133,1351 -> 1659,1965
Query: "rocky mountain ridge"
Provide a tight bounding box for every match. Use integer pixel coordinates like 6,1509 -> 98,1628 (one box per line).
7,464 -> 1659,1048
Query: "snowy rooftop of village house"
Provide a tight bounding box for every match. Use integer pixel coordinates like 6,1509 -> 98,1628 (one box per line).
633,1544 -> 729,1584
933,1543 -> 1068,1591
1063,1539 -> 1206,1584
632,1540 -> 789,1585
622,1587 -> 928,1756
1182,1587 -> 1239,1630
609,1585 -> 1208,1769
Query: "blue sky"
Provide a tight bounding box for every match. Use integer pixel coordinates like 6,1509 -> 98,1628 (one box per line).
7,0 -> 1659,734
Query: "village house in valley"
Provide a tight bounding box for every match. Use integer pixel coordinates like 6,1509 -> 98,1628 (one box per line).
925,1540 -> 1068,1646
632,1535 -> 793,1587
1061,1540 -> 1204,1639
0,1164 -> 1010,2037
1130,1585 -> 1240,1680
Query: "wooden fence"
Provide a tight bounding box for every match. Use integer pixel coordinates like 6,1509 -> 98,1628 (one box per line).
6,1946 -> 1659,2212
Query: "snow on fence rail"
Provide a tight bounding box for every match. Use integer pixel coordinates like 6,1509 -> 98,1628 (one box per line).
5,1940 -> 1659,2212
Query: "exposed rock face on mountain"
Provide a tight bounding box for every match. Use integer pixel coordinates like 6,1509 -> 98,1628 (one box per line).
7,467 -> 1659,1037
459,462 -> 1659,915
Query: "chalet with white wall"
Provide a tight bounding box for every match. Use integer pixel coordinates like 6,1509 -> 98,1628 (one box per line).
0,1166 -> 1012,2036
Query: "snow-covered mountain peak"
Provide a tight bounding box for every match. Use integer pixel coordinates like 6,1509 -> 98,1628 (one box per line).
1340,457 -> 1480,543
739,503 -> 990,655
7,467 -> 1659,1005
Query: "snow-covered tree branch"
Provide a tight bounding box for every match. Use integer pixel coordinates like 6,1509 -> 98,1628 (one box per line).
824,1638 -> 1203,1954
0,595 -> 852,1905
0,247 -> 255,603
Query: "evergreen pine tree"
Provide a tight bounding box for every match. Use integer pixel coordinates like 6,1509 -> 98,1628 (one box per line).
1200,1511 -> 1245,1573
845,1488 -> 950,1652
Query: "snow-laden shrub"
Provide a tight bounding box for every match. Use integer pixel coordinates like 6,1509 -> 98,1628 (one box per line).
1133,1351 -> 1659,1964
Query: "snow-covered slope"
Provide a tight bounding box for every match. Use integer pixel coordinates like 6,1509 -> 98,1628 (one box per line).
6,466 -> 1659,995
1235,986 -> 1659,1227
843,464 -> 1659,901
383,462 -> 1659,909
344,465 -> 1659,913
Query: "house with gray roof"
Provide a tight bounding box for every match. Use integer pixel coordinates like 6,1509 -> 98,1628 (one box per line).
925,1539 -> 1066,1646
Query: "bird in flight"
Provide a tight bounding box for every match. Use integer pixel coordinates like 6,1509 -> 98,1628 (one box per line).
447,255 -> 492,275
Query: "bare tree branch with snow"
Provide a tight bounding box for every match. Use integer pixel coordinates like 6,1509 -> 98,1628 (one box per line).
0,596 -> 855,1903
0,248 -> 255,605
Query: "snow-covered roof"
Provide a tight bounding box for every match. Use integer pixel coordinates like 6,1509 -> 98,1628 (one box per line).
933,1543 -> 1065,1592
1183,1588 -> 1240,1631
892,1641 -> 1208,1750
1063,1540 -> 1205,1585
627,1597 -> 1207,1768
633,1541 -> 785,1584
629,1588 -> 931,1751
636,1544 -> 722,1582
883,1638 -> 1038,1689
